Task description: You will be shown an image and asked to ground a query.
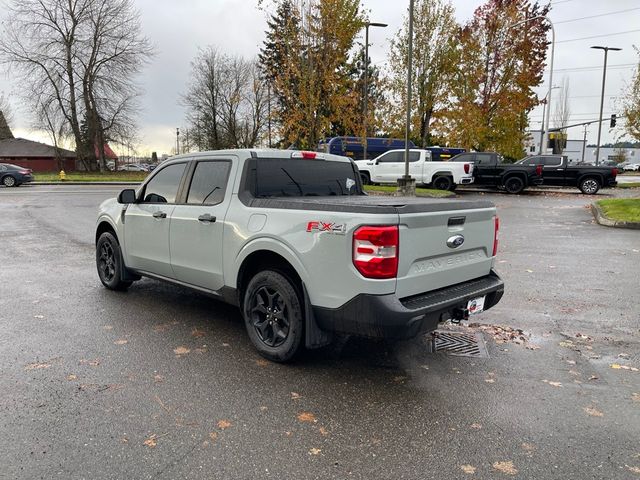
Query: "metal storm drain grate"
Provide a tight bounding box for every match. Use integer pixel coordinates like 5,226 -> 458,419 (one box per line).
425,330 -> 489,358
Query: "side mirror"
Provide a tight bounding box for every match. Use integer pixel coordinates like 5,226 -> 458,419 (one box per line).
117,189 -> 137,204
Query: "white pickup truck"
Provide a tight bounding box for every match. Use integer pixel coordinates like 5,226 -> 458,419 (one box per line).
355,149 -> 474,190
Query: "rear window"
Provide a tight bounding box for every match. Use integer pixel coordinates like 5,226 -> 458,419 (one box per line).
250,158 -> 362,197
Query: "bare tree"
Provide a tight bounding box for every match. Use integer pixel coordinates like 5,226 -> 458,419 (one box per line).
553,77 -> 571,153
0,0 -> 153,171
183,48 -> 268,150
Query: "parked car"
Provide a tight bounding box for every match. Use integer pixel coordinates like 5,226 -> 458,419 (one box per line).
355,149 -> 474,190
516,155 -> 618,194
96,149 -> 504,362
450,152 -> 543,194
621,162 -> 640,172
117,163 -> 148,172
0,163 -> 34,187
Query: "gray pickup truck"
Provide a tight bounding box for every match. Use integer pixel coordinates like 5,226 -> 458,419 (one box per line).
95,149 -> 504,361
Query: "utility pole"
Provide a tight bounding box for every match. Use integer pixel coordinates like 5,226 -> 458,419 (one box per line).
591,45 -> 621,165
267,83 -> 272,148
362,21 -> 387,160
581,124 -> 587,163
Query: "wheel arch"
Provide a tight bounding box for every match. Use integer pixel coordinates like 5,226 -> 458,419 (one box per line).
96,218 -> 119,245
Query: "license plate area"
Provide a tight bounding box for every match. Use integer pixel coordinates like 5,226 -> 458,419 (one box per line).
467,296 -> 486,315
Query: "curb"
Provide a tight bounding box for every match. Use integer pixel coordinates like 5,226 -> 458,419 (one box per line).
591,202 -> 640,230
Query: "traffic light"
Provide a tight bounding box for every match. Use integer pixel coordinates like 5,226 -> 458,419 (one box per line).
610,114 -> 617,128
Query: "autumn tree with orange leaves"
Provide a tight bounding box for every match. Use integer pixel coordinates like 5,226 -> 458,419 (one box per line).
440,0 -> 551,160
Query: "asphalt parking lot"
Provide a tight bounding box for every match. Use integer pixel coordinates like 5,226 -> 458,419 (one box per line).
1,184 -> 639,480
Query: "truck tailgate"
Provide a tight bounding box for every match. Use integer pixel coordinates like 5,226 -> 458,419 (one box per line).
395,201 -> 496,299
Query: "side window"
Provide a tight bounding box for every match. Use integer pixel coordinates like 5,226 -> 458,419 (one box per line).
409,152 -> 421,162
142,163 -> 186,203
186,161 -> 231,205
544,156 -> 562,166
475,154 -> 492,165
378,151 -> 402,163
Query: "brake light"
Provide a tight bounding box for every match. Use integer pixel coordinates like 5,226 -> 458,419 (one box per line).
492,216 -> 499,257
464,163 -> 470,174
353,225 -> 399,279
612,168 -> 618,177
19,170 -> 29,175
536,165 -> 543,176
291,151 -> 317,159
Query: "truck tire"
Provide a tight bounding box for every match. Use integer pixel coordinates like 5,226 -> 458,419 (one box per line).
433,175 -> 453,191
360,172 -> 371,185
504,176 -> 525,194
243,270 -> 304,363
96,232 -> 133,291
578,177 -> 601,195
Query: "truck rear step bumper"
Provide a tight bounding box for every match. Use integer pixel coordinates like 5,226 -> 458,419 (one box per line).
313,270 -> 504,340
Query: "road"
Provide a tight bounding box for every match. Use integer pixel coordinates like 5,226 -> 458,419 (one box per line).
1,185 -> 639,480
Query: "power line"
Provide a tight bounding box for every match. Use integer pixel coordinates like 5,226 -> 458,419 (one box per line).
547,63 -> 636,73
555,7 -> 640,24
556,29 -> 640,44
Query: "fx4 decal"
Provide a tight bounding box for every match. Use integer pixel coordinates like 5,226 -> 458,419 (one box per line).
306,221 -> 347,235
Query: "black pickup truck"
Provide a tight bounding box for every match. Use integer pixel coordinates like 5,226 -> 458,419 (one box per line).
515,155 -> 618,194
451,152 -> 543,194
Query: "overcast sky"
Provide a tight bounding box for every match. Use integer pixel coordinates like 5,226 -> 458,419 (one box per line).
1,0 -> 639,156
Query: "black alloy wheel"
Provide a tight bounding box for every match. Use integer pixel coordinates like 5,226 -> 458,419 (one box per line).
243,270 -> 304,362
504,176 -> 525,194
433,176 -> 453,191
96,232 -> 132,291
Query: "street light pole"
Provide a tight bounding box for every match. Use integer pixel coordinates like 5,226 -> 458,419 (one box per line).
362,21 -> 387,160
591,45 -> 621,166
404,0 -> 414,180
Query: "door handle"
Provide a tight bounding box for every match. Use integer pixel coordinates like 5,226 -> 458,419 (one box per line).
556,168 -> 563,171
198,213 -> 217,223
152,211 -> 167,219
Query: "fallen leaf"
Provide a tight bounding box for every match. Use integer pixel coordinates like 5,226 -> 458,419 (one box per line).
103,325 -> 113,330
588,375 -> 598,381
568,370 -> 580,376
583,406 -> 604,417
526,344 -> 541,351
610,363 -> 639,372
114,339 -> 128,345
521,443 -> 536,455
485,378 -> 495,384
143,436 -> 157,448
80,359 -> 100,366
209,432 -> 218,442
632,393 -> 640,402
626,465 -> 640,474
255,359 -> 269,367
33,315 -> 44,319
319,426 -> 329,436
297,412 -> 317,423
191,328 -> 206,338
67,374 -> 77,381
543,380 -> 563,387
121,437 -> 128,444
525,269 -> 533,273
460,465 -> 477,474
470,423 -> 482,430
154,375 -> 164,383
173,346 -> 190,356
290,392 -> 301,400
393,375 -> 407,383
259,406 -> 268,412
222,343 -> 230,347
618,353 -> 630,359
492,461 -> 518,475
566,360 -> 576,365
25,362 -> 51,370
308,448 -> 321,455
217,419 -> 232,430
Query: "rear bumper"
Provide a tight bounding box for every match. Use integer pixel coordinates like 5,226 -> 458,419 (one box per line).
313,270 -> 504,340
460,177 -> 474,184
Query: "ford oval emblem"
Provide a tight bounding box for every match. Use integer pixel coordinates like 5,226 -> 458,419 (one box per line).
447,234 -> 465,249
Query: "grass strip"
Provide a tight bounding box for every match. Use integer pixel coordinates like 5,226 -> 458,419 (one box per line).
596,199 -> 640,223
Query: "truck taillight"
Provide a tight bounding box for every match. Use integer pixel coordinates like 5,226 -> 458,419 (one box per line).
612,168 -> 618,177
353,225 -> 399,279
536,165 -> 543,176
492,216 -> 499,257
464,163 -> 470,174
291,151 -> 317,159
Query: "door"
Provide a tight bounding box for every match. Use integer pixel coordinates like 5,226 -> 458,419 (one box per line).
375,151 -> 406,182
169,160 -> 233,291
474,153 -> 499,185
540,156 -> 565,185
124,162 -> 187,278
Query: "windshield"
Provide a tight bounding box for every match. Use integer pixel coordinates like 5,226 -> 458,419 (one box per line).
253,158 -> 362,197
